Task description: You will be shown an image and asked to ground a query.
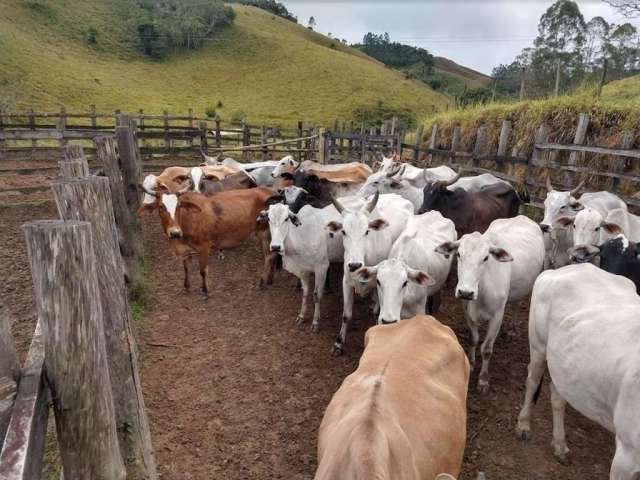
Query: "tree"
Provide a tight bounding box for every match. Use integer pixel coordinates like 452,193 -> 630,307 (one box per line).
603,1 -> 640,17
308,16 -> 316,30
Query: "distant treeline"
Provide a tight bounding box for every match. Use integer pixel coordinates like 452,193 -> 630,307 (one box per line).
353,33 -> 434,70
228,0 -> 297,23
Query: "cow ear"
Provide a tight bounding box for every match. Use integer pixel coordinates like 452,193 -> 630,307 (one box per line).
368,219 -> 389,231
570,200 -> 585,212
601,222 -> 623,235
136,203 -> 157,217
490,247 -> 513,262
256,210 -> 268,224
179,200 -> 202,213
407,268 -> 436,286
288,213 -> 301,227
435,241 -> 459,258
568,245 -> 600,263
326,221 -> 342,233
555,217 -> 575,228
355,266 -> 377,282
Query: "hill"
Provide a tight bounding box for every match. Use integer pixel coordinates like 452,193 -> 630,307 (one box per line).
601,74 -> 640,107
0,1 -> 448,127
433,57 -> 492,89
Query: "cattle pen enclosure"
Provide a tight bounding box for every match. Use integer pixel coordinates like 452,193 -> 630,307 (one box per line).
0,107 -> 636,479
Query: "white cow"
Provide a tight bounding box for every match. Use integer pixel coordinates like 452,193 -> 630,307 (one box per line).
558,207 -> 640,249
355,211 -> 457,323
327,192 -> 414,354
436,215 -> 545,392
386,162 -> 457,188
516,263 -> 640,479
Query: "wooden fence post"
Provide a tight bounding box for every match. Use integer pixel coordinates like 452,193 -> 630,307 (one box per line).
242,121 -> 250,161
529,123 -> 550,197
60,147 -> 90,179
116,116 -> 144,227
200,121 -> 208,153
497,120 -> 513,175
565,113 -> 590,187
473,125 -> 487,169
427,124 -> 438,165
317,128 -> 327,164
95,136 -> 140,285
261,126 -> 268,161
163,109 -> 170,152
0,109 -> 5,160
0,305 -> 19,444
52,177 -> 157,480
215,117 -> 222,149
297,121 -> 303,161
413,124 -> 424,165
611,132 -> 635,191
23,220 -> 126,480
57,106 -> 67,150
28,109 -> 37,160
450,125 -> 461,167
187,108 -> 194,148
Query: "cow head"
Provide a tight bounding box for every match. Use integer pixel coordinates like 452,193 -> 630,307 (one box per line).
539,176 -> 586,233
271,155 -> 298,178
137,182 -> 200,238
189,166 -> 221,194
267,203 -> 301,254
355,259 -> 434,324
570,235 -> 640,270
436,233 -> 513,300
418,173 -> 460,214
358,170 -> 407,198
556,207 -> 603,247
327,193 -> 389,273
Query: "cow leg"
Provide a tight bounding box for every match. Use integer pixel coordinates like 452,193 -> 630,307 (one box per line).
217,249 -> 225,260
333,277 -> 354,356
183,258 -> 191,292
296,273 -> 312,328
507,301 -> 521,338
550,380 -> 570,465
516,350 -> 547,441
198,248 -> 210,298
478,303 -> 507,393
311,264 -> 329,333
610,439 -> 639,480
259,252 -> 277,289
463,301 -> 480,369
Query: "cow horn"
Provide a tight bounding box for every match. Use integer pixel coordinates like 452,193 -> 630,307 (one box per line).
366,191 -> 380,213
437,173 -> 461,188
570,178 -> 586,196
139,184 -> 157,197
386,163 -> 401,178
330,195 -> 345,214
546,173 -> 554,192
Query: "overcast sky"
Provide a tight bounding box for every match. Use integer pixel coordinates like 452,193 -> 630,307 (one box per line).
286,1 -> 639,75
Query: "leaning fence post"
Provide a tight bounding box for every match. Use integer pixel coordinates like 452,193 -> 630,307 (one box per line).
95,135 -> 140,285
52,177 -> 157,480
0,305 -> 19,444
23,220 -> 126,480
565,113 -> 589,187
427,124 -> 438,165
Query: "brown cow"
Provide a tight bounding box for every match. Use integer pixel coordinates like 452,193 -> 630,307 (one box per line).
139,187 -> 276,296
315,315 -> 469,480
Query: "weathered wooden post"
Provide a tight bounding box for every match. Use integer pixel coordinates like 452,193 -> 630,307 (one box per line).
56,106 -> 68,151
529,123 -> 550,197
565,113 -> 589,187
317,128 -> 327,164
497,120 -> 513,175
95,135 -> 140,284
473,124 -> 487,169
297,121 -> 303,161
52,177 -> 157,480
611,132 -> 634,191
215,117 -> 222,149
0,305 -> 19,444
427,124 -> 438,165
0,109 -> 5,161
60,144 -> 90,179
28,108 -> 37,160
412,124 -> 424,165
199,121 -> 208,154
163,109 -> 170,152
23,220 -> 126,480
261,126 -> 268,161
116,115 -> 144,225
450,125 -> 461,167
242,121 -> 251,161
187,108 -> 194,148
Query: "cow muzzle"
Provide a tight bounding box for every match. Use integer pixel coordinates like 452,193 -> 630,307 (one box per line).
379,318 -> 398,325
270,244 -> 282,253
539,223 -> 551,233
168,228 -> 183,239
348,262 -> 363,272
455,289 -> 476,301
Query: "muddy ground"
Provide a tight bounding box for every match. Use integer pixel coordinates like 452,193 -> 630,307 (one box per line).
1,184 -> 614,480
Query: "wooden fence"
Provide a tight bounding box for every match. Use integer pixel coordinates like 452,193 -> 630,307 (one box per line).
402,114 -> 640,211
0,136 -> 156,479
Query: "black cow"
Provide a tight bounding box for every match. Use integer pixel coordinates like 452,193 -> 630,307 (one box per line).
280,171 -> 333,210
418,176 -> 522,237
569,236 -> 640,293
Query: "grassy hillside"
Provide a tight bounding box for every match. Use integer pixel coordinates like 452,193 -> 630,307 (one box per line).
601,75 -> 640,107
433,57 -> 491,89
0,1 -> 448,126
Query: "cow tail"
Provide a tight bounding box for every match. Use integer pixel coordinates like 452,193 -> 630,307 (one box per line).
533,370 -> 545,404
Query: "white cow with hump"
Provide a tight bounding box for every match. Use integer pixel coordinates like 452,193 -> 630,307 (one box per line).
267,195 -> 366,332
516,263 -> 640,479
436,215 -> 545,392
355,211 -> 456,323
326,192 -> 414,354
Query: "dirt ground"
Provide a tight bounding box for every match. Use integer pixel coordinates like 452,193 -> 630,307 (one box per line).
1,190 -> 615,480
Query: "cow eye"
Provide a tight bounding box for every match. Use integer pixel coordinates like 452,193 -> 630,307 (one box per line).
595,227 -> 600,231
365,230 -> 369,236
376,279 -> 380,286
342,230 -> 346,236
402,281 -> 408,288
483,256 -> 489,262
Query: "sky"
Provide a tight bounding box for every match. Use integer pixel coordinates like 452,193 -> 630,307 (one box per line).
285,1 -> 639,75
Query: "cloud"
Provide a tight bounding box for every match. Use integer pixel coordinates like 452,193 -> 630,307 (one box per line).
286,0 -> 639,74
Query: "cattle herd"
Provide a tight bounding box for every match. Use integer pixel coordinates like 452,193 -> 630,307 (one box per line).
138,152 -> 640,479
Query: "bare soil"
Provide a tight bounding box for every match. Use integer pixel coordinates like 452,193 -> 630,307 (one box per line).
1,193 -> 615,480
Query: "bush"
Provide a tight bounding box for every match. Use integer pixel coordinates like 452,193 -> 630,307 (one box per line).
230,110 -> 246,123
85,27 -> 98,45
216,100 -> 224,108
205,107 -> 217,117
351,101 -> 416,129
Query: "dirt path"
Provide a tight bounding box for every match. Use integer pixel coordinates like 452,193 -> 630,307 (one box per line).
138,215 -> 615,480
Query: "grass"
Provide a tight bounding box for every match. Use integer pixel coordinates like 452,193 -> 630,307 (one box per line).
129,259 -> 152,328
0,1 -> 448,126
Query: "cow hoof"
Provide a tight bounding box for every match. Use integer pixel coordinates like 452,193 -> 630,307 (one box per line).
295,315 -> 306,328
554,451 -> 571,466
477,381 -> 490,394
515,425 -> 531,441
217,251 -> 225,260
331,343 -> 344,356
310,323 -> 320,334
